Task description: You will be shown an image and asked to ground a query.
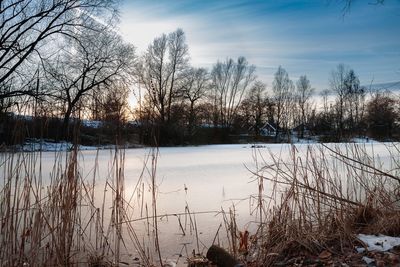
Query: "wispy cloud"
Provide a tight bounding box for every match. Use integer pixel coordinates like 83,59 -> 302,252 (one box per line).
119,0 -> 400,91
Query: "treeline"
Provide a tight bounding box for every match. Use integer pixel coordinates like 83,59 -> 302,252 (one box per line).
1,1 -> 399,146
134,39 -> 400,144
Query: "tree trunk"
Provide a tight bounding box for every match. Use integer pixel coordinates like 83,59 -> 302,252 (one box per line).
167,68 -> 176,123
301,108 -> 305,139
188,100 -> 195,136
62,106 -> 73,141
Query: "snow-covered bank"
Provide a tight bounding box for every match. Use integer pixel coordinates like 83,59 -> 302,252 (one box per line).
0,130 -> 387,153
0,136 -> 386,152
20,140 -> 97,151
5,139 -> 144,152
350,137 -> 380,144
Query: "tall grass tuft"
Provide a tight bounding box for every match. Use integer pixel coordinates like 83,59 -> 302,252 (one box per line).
0,146 -> 151,266
246,143 -> 400,266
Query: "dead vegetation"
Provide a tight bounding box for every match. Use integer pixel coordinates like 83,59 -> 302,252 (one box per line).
0,142 -> 399,266
0,147 -> 152,266
241,143 -> 400,266
0,145 -> 218,266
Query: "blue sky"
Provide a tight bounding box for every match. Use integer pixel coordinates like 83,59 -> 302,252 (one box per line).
119,0 -> 400,91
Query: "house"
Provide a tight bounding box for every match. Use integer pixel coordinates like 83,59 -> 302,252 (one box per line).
260,122 -> 278,137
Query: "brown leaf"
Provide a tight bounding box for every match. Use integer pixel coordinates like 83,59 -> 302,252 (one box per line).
318,250 -> 332,260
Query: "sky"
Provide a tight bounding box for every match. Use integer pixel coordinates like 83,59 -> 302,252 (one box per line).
118,0 -> 400,92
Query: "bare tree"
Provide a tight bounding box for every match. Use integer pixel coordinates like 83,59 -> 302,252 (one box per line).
102,84 -> 130,131
135,29 -> 189,124
46,29 -> 135,135
330,64 -> 366,137
272,66 -> 294,140
210,56 -> 256,128
88,85 -> 105,121
367,91 -> 397,137
320,89 -> 331,115
167,28 -> 189,122
295,75 -> 314,138
239,81 -> 269,136
179,67 -> 209,135
136,33 -> 168,122
0,0 -> 118,100
338,0 -> 386,14
344,69 -> 365,133
330,63 -> 348,137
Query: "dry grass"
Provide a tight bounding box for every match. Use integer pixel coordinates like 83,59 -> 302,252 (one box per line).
245,143 -> 400,266
0,146 -> 150,266
0,144 -> 215,266
1,142 -> 399,266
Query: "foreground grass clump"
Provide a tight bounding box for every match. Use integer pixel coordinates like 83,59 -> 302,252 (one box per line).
0,148 -> 144,266
242,143 -> 400,266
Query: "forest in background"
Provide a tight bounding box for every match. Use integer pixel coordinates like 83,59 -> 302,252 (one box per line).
1,0 -> 399,147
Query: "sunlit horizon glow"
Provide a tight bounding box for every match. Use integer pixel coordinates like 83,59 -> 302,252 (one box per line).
119,0 -> 400,95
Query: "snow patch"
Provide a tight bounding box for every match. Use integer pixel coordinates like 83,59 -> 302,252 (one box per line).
81,119 -> 102,128
357,234 -> 400,252
292,137 -> 318,144
20,140 -> 97,152
350,137 -> 378,144
362,256 -> 374,265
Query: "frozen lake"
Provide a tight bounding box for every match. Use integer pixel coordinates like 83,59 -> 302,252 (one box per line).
77,144 -> 277,263
1,142 -> 397,265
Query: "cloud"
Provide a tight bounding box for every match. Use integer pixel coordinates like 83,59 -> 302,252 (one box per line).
119,0 -> 400,90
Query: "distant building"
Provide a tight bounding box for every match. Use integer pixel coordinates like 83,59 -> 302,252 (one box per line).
260,122 -> 278,137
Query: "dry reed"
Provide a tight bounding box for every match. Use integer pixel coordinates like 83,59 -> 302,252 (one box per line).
1,142 -> 399,266
245,143 -> 400,266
